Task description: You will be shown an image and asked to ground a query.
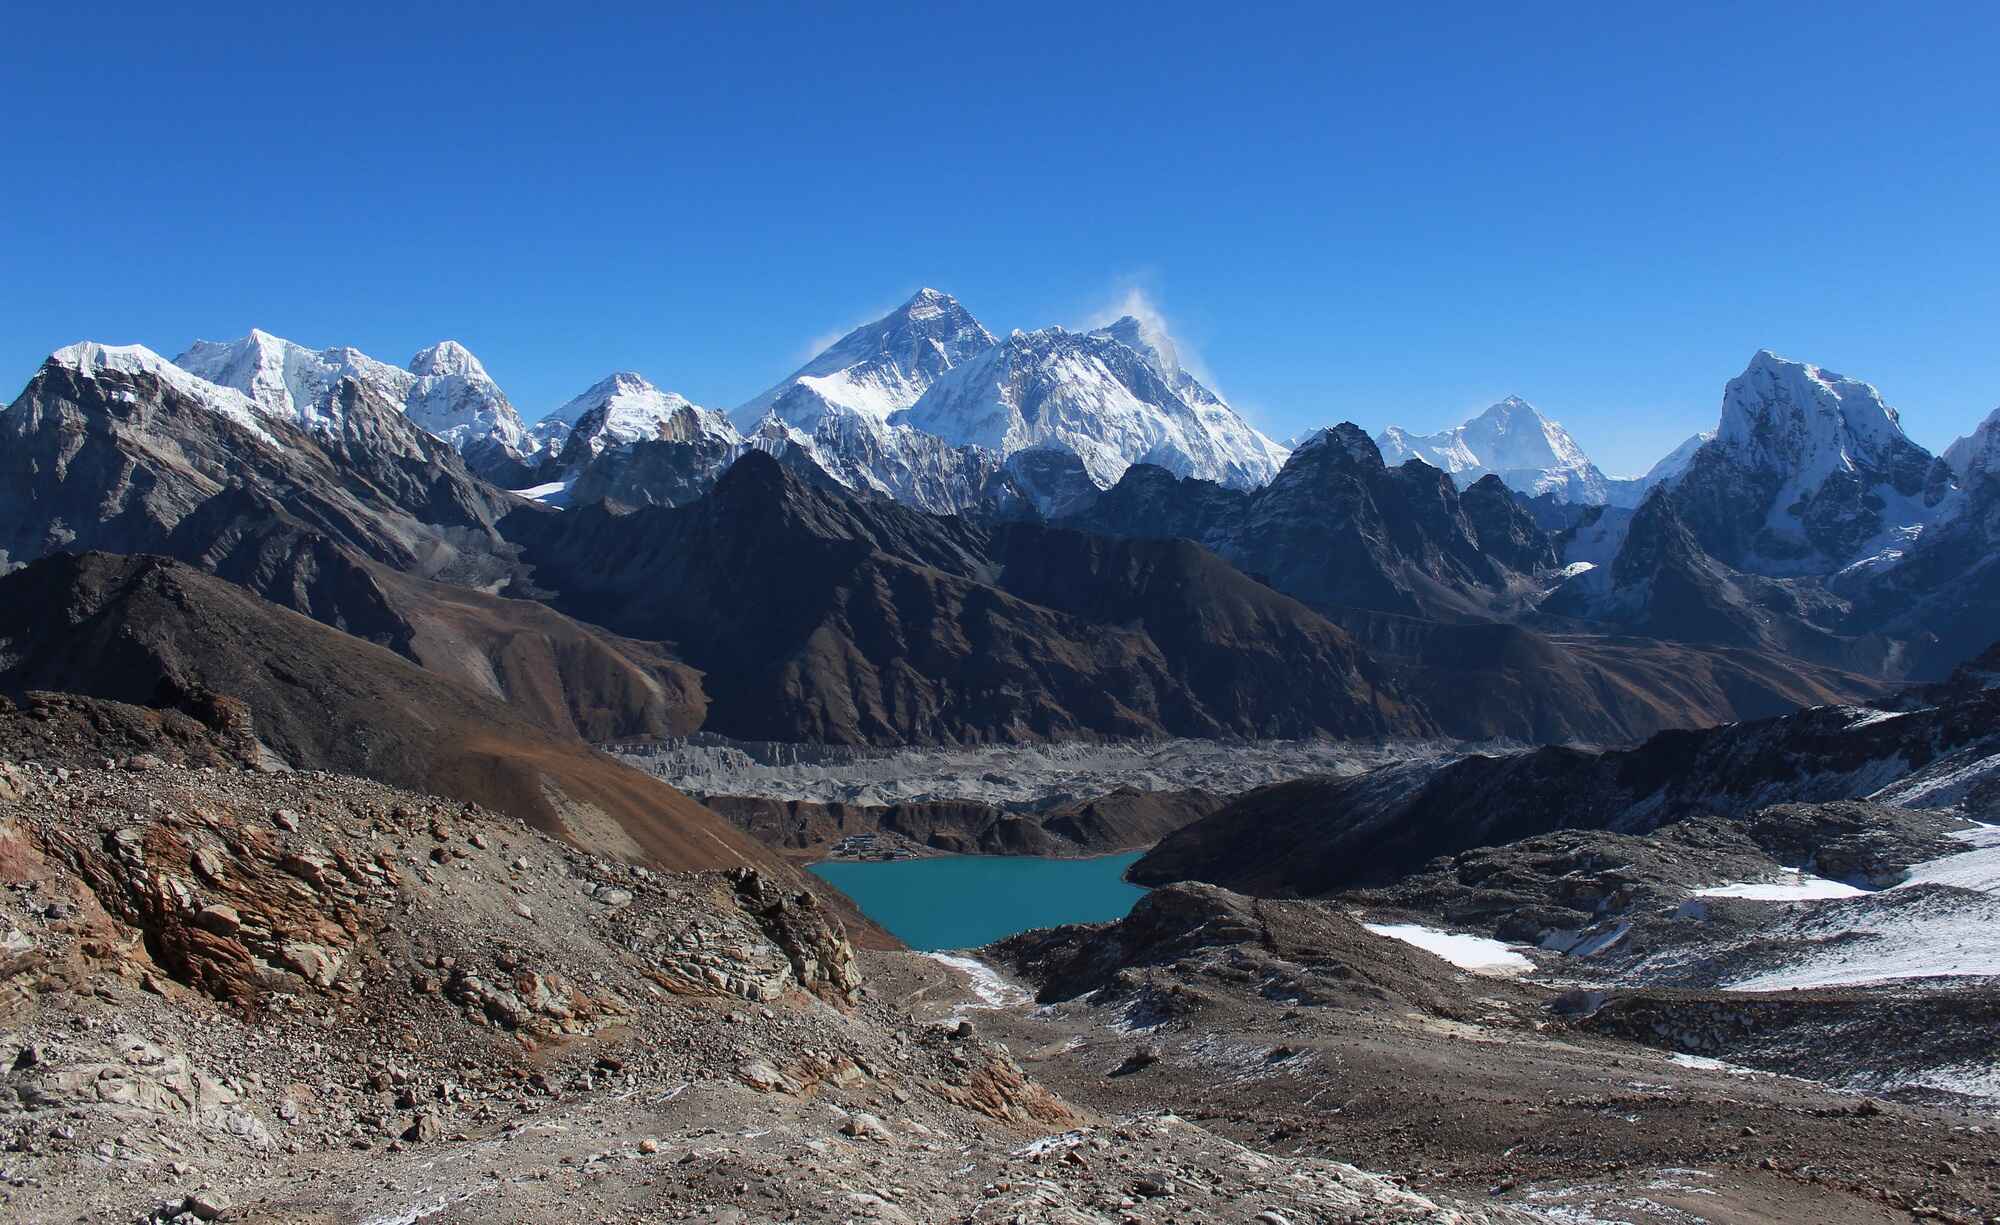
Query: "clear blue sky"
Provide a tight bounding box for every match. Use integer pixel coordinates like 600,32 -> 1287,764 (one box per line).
5,2 -> 1997,474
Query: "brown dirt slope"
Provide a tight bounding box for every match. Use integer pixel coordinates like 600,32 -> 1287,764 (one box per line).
0,552 -> 770,879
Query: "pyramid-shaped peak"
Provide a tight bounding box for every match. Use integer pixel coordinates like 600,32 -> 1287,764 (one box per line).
408,339 -> 488,380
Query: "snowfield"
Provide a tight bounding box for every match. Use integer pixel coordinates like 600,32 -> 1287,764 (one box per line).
1709,823 -> 2000,992
1361,923 -> 1534,974
1692,869 -> 1867,900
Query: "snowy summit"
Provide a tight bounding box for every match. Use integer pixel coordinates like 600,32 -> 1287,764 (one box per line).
1375,396 -> 1609,503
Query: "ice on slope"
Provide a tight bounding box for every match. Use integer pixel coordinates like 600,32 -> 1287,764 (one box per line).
50,341 -> 277,444
1373,397 -> 1609,503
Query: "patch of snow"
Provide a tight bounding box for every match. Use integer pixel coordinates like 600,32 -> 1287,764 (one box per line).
924,953 -> 1029,1013
1668,1053 -> 1765,1077
1693,871 -> 1868,901
1900,822 -> 2000,894
509,480 -> 571,502
1362,922 -> 1534,974
1724,885 -> 2000,991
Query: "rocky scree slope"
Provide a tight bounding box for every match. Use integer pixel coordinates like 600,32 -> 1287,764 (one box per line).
0,705 -> 1558,1224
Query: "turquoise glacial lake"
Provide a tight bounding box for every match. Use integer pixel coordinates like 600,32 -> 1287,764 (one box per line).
809,851 -> 1149,951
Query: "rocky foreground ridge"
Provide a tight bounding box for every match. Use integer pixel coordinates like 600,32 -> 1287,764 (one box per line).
10,692 -> 1999,1221
0,692 -> 1593,1224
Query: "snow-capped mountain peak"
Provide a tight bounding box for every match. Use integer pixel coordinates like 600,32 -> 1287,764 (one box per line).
50,340 -> 277,443
1089,314 -> 1184,385
555,372 -> 740,463
1714,350 -> 1915,483
407,339 -> 488,381
1374,396 -> 1608,503
1668,350 -> 1946,576
175,329 -> 407,433
1642,431 -> 1715,486
897,325 -> 1286,489
732,288 -> 998,433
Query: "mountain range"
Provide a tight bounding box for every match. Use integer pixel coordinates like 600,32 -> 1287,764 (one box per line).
8,301 -> 2000,762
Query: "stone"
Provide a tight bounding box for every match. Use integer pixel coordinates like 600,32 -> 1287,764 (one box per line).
182,1188 -> 232,1220
402,1110 -> 442,1143
737,1060 -> 797,1094
194,904 -> 241,936
594,887 -> 634,909
280,943 -> 344,988
841,1112 -> 892,1143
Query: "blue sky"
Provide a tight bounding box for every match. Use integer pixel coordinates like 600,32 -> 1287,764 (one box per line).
4,2 -> 1997,474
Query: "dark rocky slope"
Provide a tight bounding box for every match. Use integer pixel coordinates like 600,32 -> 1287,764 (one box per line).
505,452 -> 1883,746
1066,425 -> 1554,621
501,452 -> 1427,745
703,786 -> 1224,858
1133,658 -> 2000,895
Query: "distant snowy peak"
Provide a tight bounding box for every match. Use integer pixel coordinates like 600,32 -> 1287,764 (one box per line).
898,325 -> 1284,489
555,372 -> 739,463
408,339 -> 488,381
401,341 -> 529,454
49,340 -> 276,443
1375,397 -> 1608,503
733,287 -> 997,432
1643,431 -> 1714,486
1088,314 -> 1198,394
525,415 -> 573,453
1943,405 -> 2000,481
173,330 -> 531,456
